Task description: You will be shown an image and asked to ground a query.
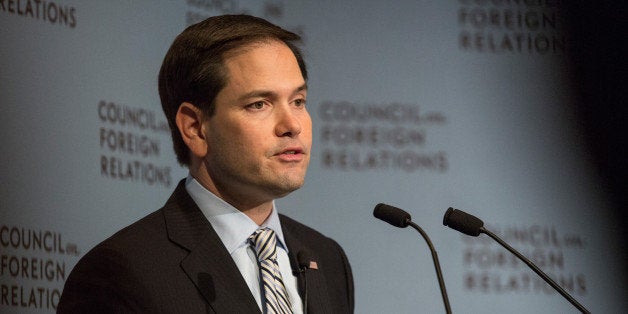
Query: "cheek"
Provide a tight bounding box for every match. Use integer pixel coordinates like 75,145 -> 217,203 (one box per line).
302,115 -> 313,140
227,122 -> 271,154
211,117 -> 251,140
205,120 -> 245,155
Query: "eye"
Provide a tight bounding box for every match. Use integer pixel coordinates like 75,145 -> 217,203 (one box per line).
294,98 -> 307,108
246,101 -> 266,110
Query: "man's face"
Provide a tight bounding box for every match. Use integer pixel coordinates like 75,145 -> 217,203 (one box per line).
202,41 -> 311,205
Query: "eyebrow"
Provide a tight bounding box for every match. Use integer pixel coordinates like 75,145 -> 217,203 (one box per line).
237,83 -> 308,102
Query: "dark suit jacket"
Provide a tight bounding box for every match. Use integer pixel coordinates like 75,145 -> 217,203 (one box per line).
58,180 -> 354,313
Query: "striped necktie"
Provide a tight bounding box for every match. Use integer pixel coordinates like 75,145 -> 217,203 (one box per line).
249,228 -> 293,314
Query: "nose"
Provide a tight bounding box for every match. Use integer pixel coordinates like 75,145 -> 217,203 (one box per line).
275,105 -> 303,137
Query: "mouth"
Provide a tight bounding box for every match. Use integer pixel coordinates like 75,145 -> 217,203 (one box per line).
282,150 -> 300,155
279,148 -> 304,155
275,147 -> 307,161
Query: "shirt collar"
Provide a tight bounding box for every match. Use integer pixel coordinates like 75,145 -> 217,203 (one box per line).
184,175 -> 288,254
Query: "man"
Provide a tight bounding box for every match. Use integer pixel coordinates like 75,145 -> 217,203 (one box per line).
58,15 -> 354,313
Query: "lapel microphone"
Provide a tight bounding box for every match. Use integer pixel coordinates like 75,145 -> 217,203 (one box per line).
295,249 -> 316,314
298,250 -> 318,271
374,203 -> 452,314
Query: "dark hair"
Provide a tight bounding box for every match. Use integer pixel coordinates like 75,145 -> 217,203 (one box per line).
158,14 -> 308,166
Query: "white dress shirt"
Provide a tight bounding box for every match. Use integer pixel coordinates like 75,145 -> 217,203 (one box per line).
185,175 -> 303,314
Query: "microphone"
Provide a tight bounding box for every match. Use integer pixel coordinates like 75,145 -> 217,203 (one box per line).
297,250 -> 318,271
295,249 -> 316,314
373,203 -> 452,314
442,207 -> 483,236
443,207 -> 590,314
373,202 -> 411,227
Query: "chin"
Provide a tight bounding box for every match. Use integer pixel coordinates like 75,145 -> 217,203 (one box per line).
270,180 -> 304,198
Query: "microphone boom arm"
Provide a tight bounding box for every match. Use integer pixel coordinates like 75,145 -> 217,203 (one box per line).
408,220 -> 452,314
480,227 -> 590,314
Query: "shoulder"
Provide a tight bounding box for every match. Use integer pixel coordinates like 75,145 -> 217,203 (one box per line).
102,210 -> 166,248
72,209 -> 172,269
57,209 -> 164,312
68,204 -> 189,278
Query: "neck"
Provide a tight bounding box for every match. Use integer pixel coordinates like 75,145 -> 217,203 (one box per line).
205,181 -> 275,225
239,203 -> 274,226
189,165 -> 274,225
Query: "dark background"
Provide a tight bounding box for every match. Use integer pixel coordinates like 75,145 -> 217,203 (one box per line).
566,1 -> 627,265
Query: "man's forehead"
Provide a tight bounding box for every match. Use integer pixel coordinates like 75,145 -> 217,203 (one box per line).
220,42 -> 305,93
222,39 -> 290,61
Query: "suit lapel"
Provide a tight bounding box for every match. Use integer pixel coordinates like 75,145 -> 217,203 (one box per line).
282,218 -> 334,314
162,180 -> 261,313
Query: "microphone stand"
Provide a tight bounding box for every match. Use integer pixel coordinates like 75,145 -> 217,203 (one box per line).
481,227 -> 590,314
408,220 -> 452,314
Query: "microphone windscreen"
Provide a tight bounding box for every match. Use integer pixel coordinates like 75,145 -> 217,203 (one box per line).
373,203 -> 411,228
443,207 -> 484,236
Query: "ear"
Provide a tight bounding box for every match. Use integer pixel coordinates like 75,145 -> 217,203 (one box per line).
176,102 -> 208,159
